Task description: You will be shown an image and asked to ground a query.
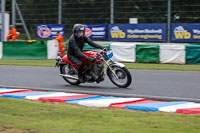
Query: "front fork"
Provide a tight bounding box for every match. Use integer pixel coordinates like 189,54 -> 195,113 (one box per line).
103,58 -> 119,79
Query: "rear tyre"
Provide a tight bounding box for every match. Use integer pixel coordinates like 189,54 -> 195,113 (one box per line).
60,64 -> 81,85
107,66 -> 132,88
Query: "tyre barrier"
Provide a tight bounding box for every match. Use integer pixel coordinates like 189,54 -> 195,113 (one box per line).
0,88 -> 200,114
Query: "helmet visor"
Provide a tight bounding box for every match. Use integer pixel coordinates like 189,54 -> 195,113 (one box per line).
77,31 -> 84,37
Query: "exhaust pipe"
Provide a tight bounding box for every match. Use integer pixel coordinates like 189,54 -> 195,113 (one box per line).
59,74 -> 79,80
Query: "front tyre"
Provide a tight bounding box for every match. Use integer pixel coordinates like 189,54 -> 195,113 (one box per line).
107,66 -> 132,88
60,64 -> 81,85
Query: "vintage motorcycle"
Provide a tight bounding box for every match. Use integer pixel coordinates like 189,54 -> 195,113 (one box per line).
55,48 -> 132,88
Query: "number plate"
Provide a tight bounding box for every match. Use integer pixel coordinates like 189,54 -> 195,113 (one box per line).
107,51 -> 113,59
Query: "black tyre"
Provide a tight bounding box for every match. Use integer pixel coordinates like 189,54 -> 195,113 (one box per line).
107,66 -> 132,88
60,64 -> 81,85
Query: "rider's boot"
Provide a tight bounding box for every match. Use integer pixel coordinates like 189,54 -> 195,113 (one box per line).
78,76 -> 85,83
78,68 -> 85,83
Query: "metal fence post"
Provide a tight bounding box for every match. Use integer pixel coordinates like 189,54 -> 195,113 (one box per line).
15,2 -> 31,40
110,0 -> 114,24
1,0 -> 5,41
58,0 -> 62,24
12,0 -> 16,27
167,0 -> 171,42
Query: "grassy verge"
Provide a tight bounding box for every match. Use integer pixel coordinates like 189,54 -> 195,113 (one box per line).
0,97 -> 200,133
0,59 -> 200,71
0,59 -> 55,67
123,62 -> 200,71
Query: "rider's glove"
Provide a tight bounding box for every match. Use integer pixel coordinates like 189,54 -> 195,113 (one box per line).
88,57 -> 97,63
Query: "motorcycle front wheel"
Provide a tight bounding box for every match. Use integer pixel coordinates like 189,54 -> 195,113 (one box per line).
107,66 -> 132,88
60,64 -> 81,85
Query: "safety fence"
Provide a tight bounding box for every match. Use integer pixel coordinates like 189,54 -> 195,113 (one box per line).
15,0 -> 200,40
0,41 -> 200,64
111,42 -> 200,64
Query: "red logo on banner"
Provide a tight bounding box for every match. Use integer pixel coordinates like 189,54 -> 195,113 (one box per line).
85,28 -> 92,37
37,25 -> 51,38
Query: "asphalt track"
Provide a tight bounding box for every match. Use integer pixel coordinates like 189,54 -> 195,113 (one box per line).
0,65 -> 200,102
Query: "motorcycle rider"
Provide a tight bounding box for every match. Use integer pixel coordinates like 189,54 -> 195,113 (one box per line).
67,24 -> 105,83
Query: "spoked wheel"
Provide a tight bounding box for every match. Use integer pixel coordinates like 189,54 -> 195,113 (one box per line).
60,64 -> 81,85
107,66 -> 132,88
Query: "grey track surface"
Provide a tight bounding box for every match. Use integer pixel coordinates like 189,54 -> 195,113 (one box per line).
0,65 -> 200,102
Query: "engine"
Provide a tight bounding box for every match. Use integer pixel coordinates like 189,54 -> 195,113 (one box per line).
86,61 -> 105,83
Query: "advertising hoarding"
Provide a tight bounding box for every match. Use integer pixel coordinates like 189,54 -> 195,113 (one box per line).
108,24 -> 167,41
172,23 -> 200,42
36,24 -> 64,38
85,24 -> 106,39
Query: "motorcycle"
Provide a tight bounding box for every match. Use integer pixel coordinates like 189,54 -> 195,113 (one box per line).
55,48 -> 132,88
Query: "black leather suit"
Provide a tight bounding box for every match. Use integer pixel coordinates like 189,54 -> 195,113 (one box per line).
67,34 -> 104,76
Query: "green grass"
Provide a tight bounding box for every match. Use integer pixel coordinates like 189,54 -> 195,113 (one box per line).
0,98 -> 200,133
0,59 -> 200,71
123,62 -> 200,71
0,59 -> 56,67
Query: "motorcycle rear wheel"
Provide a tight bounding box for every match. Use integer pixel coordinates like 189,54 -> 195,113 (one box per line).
107,66 -> 132,88
60,64 -> 81,85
